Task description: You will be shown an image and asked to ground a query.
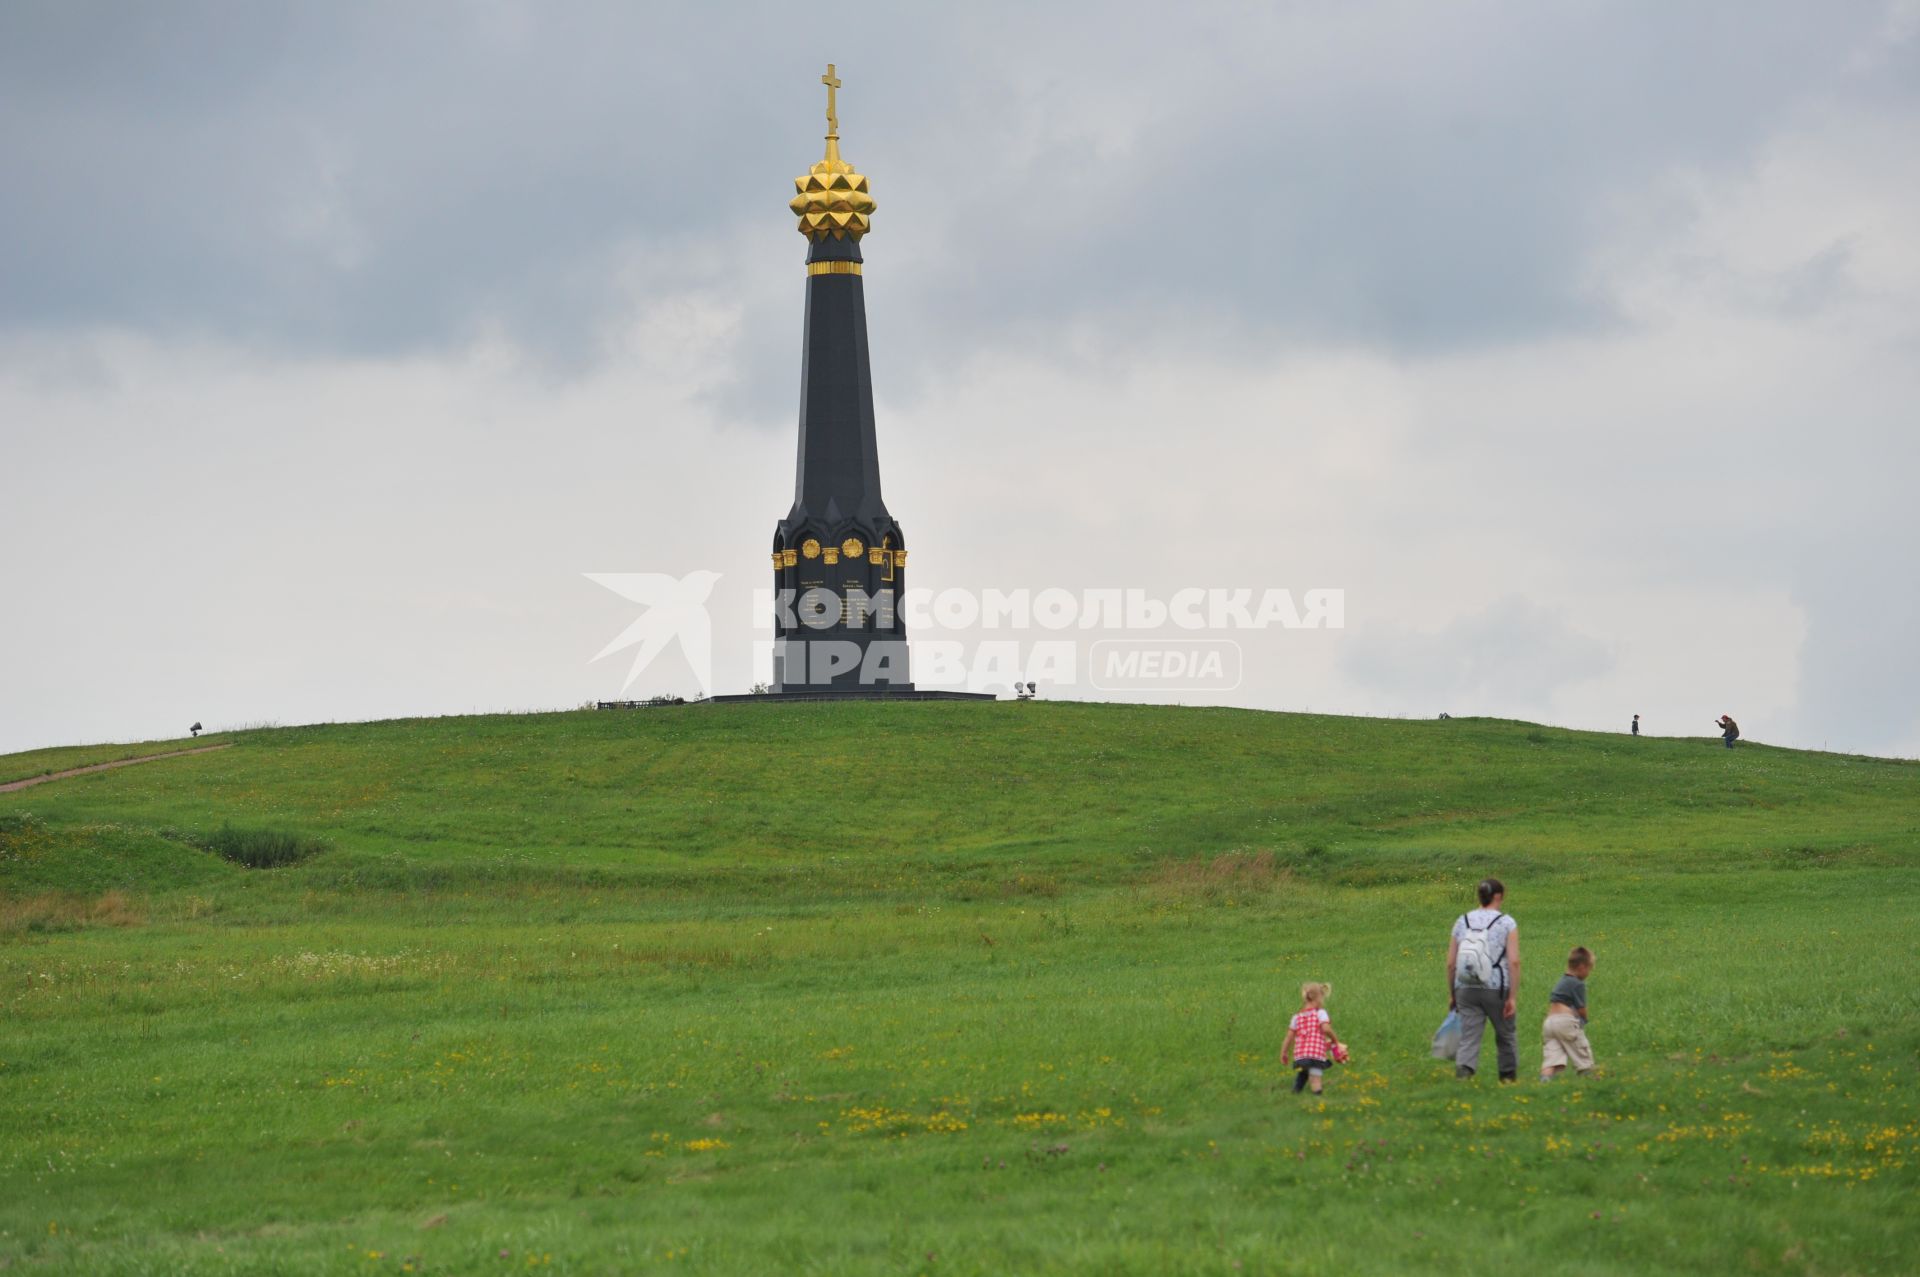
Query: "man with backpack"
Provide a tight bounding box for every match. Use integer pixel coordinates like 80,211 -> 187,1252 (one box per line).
1716,715 -> 1740,748
1446,877 -> 1520,1082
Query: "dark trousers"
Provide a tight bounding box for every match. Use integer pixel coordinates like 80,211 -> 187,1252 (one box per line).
1724,733 -> 1737,748
1454,985 -> 1516,1079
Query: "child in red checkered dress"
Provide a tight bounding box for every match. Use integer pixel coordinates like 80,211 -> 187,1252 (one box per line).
1281,981 -> 1345,1095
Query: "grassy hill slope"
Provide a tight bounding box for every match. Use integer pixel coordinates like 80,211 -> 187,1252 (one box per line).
5,702 -> 1914,890
2,703 -> 1917,1275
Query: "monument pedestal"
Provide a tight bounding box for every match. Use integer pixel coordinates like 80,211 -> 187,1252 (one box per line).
710,687 -> 996,703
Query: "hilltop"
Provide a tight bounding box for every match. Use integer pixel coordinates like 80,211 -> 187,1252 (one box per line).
3,702 -> 1914,901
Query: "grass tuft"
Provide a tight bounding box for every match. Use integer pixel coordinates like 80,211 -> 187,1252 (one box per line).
0,888 -> 144,935
1151,849 -> 1294,901
201,825 -> 329,869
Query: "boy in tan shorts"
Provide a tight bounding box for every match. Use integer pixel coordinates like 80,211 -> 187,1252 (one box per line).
1540,946 -> 1596,1080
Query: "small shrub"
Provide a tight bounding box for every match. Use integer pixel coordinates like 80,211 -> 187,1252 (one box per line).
204,825 -> 328,869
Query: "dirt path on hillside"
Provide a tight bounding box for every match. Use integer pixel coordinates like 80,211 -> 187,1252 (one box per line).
0,743 -> 233,794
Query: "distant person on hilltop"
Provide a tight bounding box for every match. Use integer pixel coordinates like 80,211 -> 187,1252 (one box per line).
1631,714 -> 1640,736
1446,878 -> 1519,1082
1716,715 -> 1740,749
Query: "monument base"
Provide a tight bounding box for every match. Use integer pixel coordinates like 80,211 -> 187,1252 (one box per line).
709,686 -> 997,704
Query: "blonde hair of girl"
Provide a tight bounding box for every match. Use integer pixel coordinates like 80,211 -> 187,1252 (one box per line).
1300,981 -> 1331,1005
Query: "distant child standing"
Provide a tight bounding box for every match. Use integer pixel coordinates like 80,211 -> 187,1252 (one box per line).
1281,982 -> 1344,1095
1540,947 -> 1597,1081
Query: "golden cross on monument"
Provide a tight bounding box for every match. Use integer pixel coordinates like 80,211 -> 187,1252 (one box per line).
821,63 -> 841,137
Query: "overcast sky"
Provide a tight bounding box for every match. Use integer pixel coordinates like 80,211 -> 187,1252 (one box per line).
3,1 -> 1917,758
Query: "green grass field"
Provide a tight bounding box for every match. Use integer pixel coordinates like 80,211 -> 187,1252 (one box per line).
2,703 -> 1916,1275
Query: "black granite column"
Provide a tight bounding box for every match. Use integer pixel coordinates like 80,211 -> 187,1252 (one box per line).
771,228 -> 912,691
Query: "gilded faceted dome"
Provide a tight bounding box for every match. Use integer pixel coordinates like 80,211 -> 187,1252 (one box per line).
790,65 -> 874,240
790,140 -> 875,240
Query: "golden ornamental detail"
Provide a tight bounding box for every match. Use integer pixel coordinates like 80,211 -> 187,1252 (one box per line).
790,64 -> 875,240
789,539 -> 901,568
770,552 -> 783,569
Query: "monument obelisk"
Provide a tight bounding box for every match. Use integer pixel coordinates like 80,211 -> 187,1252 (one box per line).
767,65 -> 916,694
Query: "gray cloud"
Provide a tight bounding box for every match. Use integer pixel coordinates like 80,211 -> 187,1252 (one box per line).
2,1 -> 1917,757
5,3 -> 1909,377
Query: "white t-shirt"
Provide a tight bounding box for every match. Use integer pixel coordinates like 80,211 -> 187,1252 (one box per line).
1452,908 -> 1518,991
